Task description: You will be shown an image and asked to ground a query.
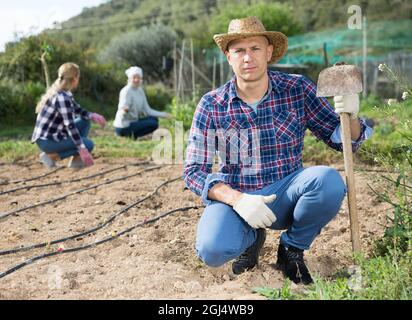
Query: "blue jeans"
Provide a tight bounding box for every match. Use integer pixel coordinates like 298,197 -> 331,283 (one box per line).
115,116 -> 159,139
36,118 -> 94,159
195,166 -> 347,267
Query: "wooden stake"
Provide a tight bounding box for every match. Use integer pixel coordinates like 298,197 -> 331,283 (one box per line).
220,57 -> 224,86
212,56 -> 216,90
180,53 -> 213,86
40,52 -> 51,88
177,39 -> 186,103
173,41 -> 178,102
340,113 -> 361,252
362,16 -> 367,98
190,39 -> 195,101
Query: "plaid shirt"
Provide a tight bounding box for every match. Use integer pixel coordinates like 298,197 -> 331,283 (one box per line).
31,91 -> 91,149
184,70 -> 369,205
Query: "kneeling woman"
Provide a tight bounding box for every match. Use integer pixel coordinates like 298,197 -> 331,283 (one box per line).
113,66 -> 171,139
32,62 -> 106,168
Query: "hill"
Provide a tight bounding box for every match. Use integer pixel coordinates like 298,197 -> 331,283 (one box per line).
47,0 -> 412,51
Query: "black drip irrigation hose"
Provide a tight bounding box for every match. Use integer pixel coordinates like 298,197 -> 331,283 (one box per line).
0,165 -> 162,221
0,176 -> 182,256
0,205 -> 202,279
0,160 -> 150,196
0,167 -> 65,186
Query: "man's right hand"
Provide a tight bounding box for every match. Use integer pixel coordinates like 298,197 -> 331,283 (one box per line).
233,193 -> 277,229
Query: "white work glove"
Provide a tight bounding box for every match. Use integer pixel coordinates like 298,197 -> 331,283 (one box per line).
334,94 -> 359,119
233,194 -> 277,229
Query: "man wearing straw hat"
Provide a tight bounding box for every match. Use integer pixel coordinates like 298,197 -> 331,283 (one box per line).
183,17 -> 372,284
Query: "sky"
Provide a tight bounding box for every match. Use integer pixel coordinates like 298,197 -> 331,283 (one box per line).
0,0 -> 107,52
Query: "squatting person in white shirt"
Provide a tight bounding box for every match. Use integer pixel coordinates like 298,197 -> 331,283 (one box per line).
113,66 -> 171,139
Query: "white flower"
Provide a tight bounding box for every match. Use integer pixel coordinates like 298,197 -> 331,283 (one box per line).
402,91 -> 409,100
378,63 -> 387,71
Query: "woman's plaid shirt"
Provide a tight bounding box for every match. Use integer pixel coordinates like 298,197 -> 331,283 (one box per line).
31,91 -> 91,149
183,71 -> 369,204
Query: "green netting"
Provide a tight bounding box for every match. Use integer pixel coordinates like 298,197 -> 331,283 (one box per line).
204,19 -> 412,66
280,19 -> 412,65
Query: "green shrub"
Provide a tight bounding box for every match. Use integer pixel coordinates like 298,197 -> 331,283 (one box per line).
356,98 -> 412,164
0,79 -> 44,125
145,83 -> 173,112
197,2 -> 303,48
100,24 -> 177,82
165,98 -> 197,131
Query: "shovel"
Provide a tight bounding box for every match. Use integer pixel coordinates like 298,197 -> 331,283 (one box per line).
316,62 -> 362,253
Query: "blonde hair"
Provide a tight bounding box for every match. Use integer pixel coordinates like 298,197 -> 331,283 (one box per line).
35,62 -> 80,114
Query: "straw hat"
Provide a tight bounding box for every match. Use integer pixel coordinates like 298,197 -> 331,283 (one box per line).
213,16 -> 288,64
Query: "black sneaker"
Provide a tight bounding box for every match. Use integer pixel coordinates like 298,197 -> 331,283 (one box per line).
276,243 -> 313,285
232,229 -> 266,275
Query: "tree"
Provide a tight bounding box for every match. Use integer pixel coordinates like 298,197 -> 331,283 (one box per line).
196,2 -> 304,48
99,24 -> 177,82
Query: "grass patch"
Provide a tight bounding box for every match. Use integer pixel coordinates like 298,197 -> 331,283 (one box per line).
0,139 -> 38,162
0,124 -> 33,140
357,96 -> 412,164
255,254 -> 411,300
0,121 -> 160,163
302,254 -> 411,300
253,279 -> 296,300
308,95 -> 412,165
302,132 -> 342,164
1,95 -> 411,165
93,134 -> 157,159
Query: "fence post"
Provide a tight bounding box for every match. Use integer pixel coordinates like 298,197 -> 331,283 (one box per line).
220,56 -> 224,87
212,56 -> 216,90
173,41 -> 178,103
362,16 -> 367,98
190,39 -> 196,101
177,39 -> 186,104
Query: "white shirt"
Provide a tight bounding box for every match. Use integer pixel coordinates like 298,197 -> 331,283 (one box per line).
113,84 -> 168,128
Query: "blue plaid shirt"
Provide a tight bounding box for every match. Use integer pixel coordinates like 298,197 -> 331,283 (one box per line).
32,91 -> 91,149
184,70 -> 371,205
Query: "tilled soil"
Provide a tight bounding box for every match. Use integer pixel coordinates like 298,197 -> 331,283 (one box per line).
0,157 -> 391,299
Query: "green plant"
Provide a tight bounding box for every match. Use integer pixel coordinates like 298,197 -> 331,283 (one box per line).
367,64 -> 412,257
356,97 -> 412,164
166,98 -> 197,131
0,79 -> 45,125
302,277 -> 353,300
372,172 -> 411,257
145,83 -> 173,111
302,132 -> 342,164
253,279 -> 295,300
296,254 -> 411,300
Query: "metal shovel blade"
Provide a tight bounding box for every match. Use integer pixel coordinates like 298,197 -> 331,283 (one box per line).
316,64 -> 363,97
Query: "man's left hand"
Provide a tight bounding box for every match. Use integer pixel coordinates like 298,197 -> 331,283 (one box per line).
334,94 -> 359,119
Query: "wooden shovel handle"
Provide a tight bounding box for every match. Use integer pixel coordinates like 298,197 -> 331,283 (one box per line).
340,113 -> 361,253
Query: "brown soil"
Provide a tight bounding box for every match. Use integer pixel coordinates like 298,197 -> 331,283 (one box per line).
0,158 -> 391,300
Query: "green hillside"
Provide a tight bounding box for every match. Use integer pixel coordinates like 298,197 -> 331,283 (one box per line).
47,0 -> 412,51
